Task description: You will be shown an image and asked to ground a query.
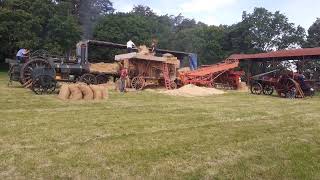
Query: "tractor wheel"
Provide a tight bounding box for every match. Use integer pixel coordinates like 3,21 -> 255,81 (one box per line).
263,85 -> 274,95
96,74 -> 109,84
20,58 -> 53,88
250,82 -> 263,95
131,77 -> 145,90
80,73 -> 97,85
32,75 -> 57,95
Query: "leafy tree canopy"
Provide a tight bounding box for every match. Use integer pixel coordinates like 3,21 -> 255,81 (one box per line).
305,18 -> 320,48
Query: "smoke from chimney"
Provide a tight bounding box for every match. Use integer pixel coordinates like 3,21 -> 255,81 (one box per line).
79,0 -> 96,40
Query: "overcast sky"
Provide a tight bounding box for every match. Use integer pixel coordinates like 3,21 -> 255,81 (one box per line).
113,0 -> 320,30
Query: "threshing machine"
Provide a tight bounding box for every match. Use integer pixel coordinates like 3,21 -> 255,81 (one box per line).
179,60 -> 243,89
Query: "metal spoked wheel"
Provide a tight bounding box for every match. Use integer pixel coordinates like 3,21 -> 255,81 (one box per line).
263,85 -> 274,95
32,75 -> 57,95
250,82 -> 263,95
20,58 -> 53,88
277,78 -> 300,98
131,77 -> 145,90
96,74 -> 109,84
80,73 -> 97,85
170,81 -> 178,90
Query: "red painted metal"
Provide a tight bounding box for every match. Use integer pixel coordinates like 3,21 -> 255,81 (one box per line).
228,47 -> 320,61
162,63 -> 173,90
180,60 -> 243,89
250,72 -> 307,98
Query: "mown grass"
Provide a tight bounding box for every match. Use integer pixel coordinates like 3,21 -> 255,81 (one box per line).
0,72 -> 320,179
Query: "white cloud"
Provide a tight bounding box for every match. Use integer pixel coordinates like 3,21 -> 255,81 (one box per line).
200,15 -> 220,25
180,0 -> 237,13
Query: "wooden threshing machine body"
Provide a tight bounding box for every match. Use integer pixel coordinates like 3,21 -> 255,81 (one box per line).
116,53 -> 179,90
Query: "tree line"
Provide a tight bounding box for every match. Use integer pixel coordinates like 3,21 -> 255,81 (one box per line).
0,0 -> 320,65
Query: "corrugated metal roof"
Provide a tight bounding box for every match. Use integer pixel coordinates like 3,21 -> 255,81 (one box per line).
228,47 -> 320,61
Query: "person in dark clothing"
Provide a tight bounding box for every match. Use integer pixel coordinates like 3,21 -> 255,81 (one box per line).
151,41 -> 157,54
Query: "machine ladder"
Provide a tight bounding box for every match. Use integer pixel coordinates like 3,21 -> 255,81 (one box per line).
162,63 -> 171,90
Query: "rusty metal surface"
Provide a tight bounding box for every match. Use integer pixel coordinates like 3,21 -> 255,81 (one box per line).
183,60 -> 239,77
179,60 -> 241,88
228,47 -> 320,61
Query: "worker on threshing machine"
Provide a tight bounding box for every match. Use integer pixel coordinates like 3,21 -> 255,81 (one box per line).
119,63 -> 128,93
16,48 -> 30,63
151,39 -> 157,54
127,40 -> 136,53
188,53 -> 198,70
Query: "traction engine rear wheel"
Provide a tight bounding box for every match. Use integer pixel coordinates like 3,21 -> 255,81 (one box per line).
20,58 -> 53,88
80,73 -> 97,85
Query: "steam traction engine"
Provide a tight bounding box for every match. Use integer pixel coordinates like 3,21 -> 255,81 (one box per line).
250,69 -> 315,98
7,41 -> 118,94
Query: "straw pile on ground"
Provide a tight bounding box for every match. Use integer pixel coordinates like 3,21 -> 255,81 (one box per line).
58,83 -> 109,101
89,63 -> 120,74
238,82 -> 249,92
160,84 -> 225,97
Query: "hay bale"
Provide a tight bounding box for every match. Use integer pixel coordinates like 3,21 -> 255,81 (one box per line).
99,85 -> 109,100
163,53 -> 174,58
58,84 -> 71,101
79,84 -> 94,100
89,63 -> 120,74
90,85 -> 103,100
69,84 -> 83,101
138,45 -> 150,55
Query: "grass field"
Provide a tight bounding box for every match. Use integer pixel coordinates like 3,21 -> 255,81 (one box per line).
0,71 -> 320,179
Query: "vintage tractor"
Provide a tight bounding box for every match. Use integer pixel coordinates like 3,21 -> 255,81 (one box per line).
250,69 -> 315,98
7,41 -> 120,94
8,56 -> 57,95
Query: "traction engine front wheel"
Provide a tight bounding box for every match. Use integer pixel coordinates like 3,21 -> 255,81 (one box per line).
250,82 -> 263,95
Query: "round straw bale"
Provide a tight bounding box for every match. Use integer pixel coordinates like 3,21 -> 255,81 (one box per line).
90,85 -> 103,100
79,84 -> 94,100
99,85 -> 109,100
58,84 -> 70,101
69,84 -> 83,101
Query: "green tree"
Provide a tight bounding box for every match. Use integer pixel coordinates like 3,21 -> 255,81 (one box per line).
170,26 -> 227,65
131,5 -> 156,17
44,15 -> 81,54
0,5 -> 41,61
0,0 -> 81,62
241,8 -> 306,51
305,18 -> 320,47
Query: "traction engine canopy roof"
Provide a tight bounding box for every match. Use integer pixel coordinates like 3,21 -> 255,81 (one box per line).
228,47 -> 320,61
